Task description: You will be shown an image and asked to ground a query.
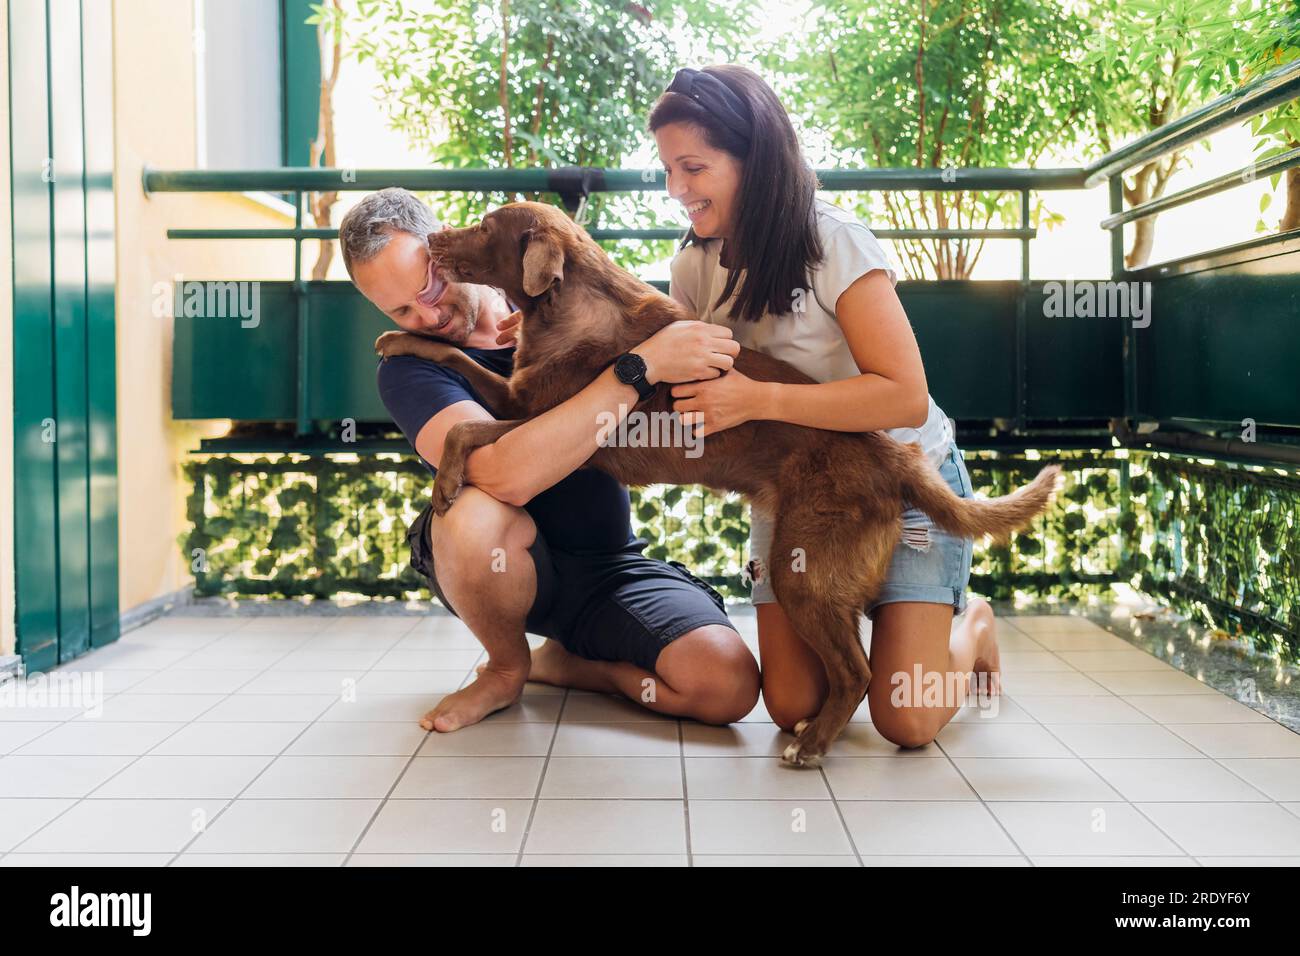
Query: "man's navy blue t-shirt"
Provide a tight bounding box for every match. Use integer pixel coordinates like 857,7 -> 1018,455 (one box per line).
376,347 -> 636,555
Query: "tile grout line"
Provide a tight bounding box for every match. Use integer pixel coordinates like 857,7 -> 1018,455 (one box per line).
822,763 -> 864,866
160,615 -> 428,865
678,719 -> 692,867
514,687 -> 568,866
2,620 -> 261,857
1009,645 -> 1201,865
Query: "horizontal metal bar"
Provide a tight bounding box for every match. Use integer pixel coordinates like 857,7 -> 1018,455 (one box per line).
143,164 -> 1089,195
1101,146 -> 1300,230
1084,60 -> 1300,188
169,228 -> 339,240
168,225 -> 1037,243
874,228 -> 1035,240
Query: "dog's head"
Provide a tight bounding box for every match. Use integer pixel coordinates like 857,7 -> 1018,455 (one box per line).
427,201 -> 580,306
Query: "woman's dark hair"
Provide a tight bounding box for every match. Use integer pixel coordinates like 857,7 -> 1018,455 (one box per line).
648,64 -> 823,323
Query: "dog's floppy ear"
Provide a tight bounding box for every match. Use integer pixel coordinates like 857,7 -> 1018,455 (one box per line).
520,228 -> 564,297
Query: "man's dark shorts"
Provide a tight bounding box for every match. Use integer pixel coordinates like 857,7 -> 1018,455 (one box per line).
406,502 -> 734,672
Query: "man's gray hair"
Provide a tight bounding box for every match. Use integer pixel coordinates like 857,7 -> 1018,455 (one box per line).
337,187 -> 439,279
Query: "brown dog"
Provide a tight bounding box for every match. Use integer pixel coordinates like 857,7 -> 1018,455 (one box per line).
376,201 -> 1060,766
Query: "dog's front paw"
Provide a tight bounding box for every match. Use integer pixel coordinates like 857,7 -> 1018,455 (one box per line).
430,472 -> 462,516
374,330 -> 416,359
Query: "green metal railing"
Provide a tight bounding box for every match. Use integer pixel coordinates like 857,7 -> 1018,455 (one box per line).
147,59 -> 1300,458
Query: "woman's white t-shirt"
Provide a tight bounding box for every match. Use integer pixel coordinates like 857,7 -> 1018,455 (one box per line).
668,198 -> 953,468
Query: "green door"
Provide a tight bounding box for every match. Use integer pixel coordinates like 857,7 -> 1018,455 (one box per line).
9,0 -> 119,672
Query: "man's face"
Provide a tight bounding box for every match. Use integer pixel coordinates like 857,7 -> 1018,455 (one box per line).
351,228 -> 490,345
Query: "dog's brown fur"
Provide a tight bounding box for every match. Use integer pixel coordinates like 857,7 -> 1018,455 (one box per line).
376,201 -> 1060,765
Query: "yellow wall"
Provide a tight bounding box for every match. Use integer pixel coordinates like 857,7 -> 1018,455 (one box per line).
112,0 -> 296,615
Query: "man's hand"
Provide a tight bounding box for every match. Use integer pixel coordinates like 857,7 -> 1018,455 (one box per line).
631,320 -> 740,385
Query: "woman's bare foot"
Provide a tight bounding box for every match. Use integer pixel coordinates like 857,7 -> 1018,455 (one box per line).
420,664 -> 525,732
965,598 -> 1002,697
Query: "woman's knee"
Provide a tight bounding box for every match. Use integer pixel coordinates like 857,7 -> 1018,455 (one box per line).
869,702 -> 939,749
762,676 -> 825,734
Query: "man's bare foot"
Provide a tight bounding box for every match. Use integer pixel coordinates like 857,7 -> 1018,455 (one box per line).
476,639 -> 582,686
965,598 -> 1002,697
420,665 -> 525,732
475,639 -> 614,692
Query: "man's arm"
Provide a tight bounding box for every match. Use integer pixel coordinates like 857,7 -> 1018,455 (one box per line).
414,366 -> 639,507
414,320 -> 740,507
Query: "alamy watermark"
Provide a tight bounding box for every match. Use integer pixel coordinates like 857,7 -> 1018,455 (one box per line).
1043,279 -> 1151,328
152,274 -> 260,328
596,405 -> 703,458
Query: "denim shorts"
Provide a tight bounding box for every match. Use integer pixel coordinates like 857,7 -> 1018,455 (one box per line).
746,441 -> 975,617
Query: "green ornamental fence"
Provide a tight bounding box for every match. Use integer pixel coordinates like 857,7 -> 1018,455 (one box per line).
162,60 -> 1300,662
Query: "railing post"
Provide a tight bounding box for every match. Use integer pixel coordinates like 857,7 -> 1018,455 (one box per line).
293,191 -> 312,437
1014,189 -> 1030,432
1111,176 -> 1137,423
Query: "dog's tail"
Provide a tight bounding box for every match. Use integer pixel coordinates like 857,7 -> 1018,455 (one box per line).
898,443 -> 1061,542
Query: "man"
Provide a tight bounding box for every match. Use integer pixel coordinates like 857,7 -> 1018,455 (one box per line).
339,188 -> 759,732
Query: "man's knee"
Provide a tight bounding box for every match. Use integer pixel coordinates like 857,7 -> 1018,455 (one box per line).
429,486 -> 535,582
659,625 -> 760,724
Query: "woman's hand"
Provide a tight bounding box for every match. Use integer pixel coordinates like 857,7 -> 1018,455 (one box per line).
670,369 -> 770,438
631,320 -> 739,385
495,310 -> 522,346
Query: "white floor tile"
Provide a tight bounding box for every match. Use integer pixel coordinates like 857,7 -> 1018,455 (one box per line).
14,722 -> 182,757
15,799 -> 227,853
0,755 -> 134,797
1047,723 -> 1204,758
839,801 -> 1017,855
91,755 -> 273,799
689,800 -> 852,855
986,802 -> 1183,856
541,757 -> 682,799
356,799 -> 532,854
392,756 -> 544,799
528,800 -> 688,854
953,757 -> 1121,801
686,756 -> 831,800
150,722 -> 307,757
0,798 -> 77,851
1137,801 -> 1300,856
416,722 -> 555,757
1011,695 -> 1152,724
286,721 -> 428,757
937,722 -> 1072,758
824,757 -> 976,800
1164,722 -> 1300,758
189,799 -> 379,853
1085,758 -> 1270,802
551,722 -> 680,757
239,755 -> 409,799
1216,759 -> 1300,800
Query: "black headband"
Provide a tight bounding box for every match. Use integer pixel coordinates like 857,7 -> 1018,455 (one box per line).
665,68 -> 752,141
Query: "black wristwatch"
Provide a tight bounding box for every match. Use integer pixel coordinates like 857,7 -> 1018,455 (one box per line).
613,352 -> 656,401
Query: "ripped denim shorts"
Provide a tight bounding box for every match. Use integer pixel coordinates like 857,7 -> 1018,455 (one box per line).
745,440 -> 974,618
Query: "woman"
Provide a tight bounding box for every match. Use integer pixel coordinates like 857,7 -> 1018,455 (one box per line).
651,65 -> 1000,747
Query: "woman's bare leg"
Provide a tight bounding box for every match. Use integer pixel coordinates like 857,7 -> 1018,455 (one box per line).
757,595 -> 1000,744
756,601 -> 830,733
866,597 -> 1000,747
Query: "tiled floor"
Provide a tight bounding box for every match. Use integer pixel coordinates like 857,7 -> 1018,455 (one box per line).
2,608 -> 1300,867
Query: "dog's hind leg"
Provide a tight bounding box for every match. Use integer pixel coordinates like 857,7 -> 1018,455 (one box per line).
768,510 -> 897,767
431,419 -> 523,515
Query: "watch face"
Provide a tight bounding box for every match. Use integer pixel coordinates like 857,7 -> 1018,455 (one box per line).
616,352 -> 647,382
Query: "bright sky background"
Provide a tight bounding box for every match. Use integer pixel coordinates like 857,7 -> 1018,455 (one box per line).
319,0 -> 1279,283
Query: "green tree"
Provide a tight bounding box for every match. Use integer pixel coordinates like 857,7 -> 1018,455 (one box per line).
1081,0 -> 1278,267
781,0 -> 1096,279
348,0 -> 756,268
